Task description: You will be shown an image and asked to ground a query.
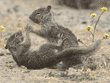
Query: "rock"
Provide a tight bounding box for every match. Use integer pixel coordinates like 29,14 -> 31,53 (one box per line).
68,68 -> 77,72
7,9 -> 12,13
6,50 -> 11,55
0,51 -> 4,56
82,21 -> 87,24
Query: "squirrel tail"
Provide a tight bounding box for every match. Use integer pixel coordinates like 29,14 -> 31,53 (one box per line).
57,39 -> 101,57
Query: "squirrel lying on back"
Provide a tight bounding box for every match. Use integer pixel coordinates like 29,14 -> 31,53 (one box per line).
5,24 -> 101,70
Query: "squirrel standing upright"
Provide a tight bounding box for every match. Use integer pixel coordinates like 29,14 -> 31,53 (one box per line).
28,5 -> 100,70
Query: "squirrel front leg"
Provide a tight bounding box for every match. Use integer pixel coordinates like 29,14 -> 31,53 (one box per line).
26,25 -> 59,39
12,24 -> 31,55
24,24 -> 31,46
26,25 -> 48,38
15,24 -> 31,54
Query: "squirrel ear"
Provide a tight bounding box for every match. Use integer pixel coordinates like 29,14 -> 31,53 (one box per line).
47,5 -> 51,11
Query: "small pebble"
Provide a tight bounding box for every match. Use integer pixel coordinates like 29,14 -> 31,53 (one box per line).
68,68 -> 77,72
82,21 -> 87,24
0,51 -> 4,56
7,9 -> 12,13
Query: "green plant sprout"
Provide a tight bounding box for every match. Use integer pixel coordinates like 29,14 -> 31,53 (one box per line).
85,7 -> 108,42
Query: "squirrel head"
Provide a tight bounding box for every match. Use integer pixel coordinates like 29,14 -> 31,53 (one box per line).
29,5 -> 53,24
5,31 -> 24,49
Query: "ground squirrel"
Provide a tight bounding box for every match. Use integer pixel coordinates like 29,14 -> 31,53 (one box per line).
5,24 -> 101,70
28,5 -> 80,70
28,5 -> 102,70
5,24 -> 66,69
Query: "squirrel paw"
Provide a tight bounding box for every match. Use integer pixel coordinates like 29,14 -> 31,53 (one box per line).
25,24 -> 33,32
57,33 -> 66,45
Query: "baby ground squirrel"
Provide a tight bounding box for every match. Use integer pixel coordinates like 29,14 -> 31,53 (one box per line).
28,5 -> 79,70
5,24 -> 101,70
28,5 -> 102,70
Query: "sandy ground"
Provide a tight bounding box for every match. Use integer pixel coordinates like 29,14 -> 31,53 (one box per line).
0,0 -> 110,83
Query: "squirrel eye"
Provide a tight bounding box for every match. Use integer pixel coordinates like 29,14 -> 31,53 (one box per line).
36,13 -> 41,15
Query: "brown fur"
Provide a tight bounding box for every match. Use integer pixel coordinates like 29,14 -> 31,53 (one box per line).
29,5 -> 79,70
5,24 -> 101,70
